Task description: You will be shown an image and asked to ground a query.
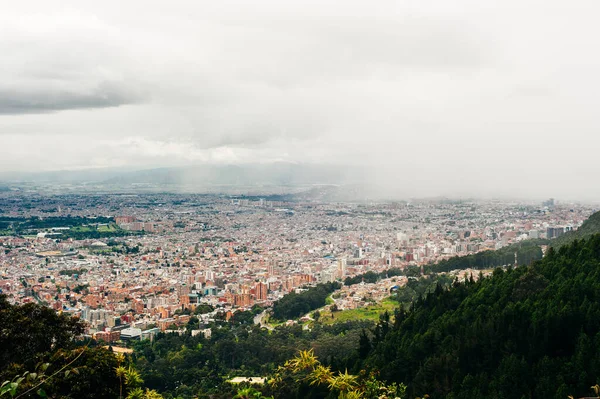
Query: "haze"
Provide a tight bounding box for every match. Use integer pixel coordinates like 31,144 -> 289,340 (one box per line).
1,0 -> 599,200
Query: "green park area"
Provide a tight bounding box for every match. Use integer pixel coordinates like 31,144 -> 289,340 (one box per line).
71,223 -> 117,233
318,297 -> 399,325
0,216 -> 144,240
97,224 -> 118,232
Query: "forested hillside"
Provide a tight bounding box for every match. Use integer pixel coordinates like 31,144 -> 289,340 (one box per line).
359,235 -> 600,399
0,296 -> 162,398
131,234 -> 600,399
424,210 -> 600,274
551,209 -> 600,248
128,213 -> 600,399
424,239 -> 546,274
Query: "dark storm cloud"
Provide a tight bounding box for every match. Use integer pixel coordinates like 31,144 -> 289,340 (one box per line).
0,81 -> 142,114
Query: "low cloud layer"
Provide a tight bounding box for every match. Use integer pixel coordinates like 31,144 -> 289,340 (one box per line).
0,82 -> 141,114
1,0 -> 600,200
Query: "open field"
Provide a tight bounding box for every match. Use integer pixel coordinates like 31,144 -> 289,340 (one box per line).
318,297 -> 399,325
97,224 -> 118,232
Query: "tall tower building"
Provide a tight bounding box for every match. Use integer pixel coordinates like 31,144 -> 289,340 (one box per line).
255,282 -> 268,301
337,258 -> 347,279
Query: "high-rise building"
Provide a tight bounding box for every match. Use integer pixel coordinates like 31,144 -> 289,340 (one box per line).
255,282 -> 268,301
337,258 -> 347,279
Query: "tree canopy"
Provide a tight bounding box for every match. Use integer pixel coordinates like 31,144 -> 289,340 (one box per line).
361,235 -> 600,398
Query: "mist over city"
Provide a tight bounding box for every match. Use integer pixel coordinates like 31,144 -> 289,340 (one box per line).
2,0 -> 600,200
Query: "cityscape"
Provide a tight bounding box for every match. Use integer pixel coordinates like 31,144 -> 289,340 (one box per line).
1,191 -> 594,345
3,0 -> 600,398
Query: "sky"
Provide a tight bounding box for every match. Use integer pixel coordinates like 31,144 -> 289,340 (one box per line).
1,0 -> 599,199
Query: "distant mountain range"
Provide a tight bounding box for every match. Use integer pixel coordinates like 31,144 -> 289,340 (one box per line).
0,167 -> 129,183
0,163 -> 366,191
103,163 -> 358,187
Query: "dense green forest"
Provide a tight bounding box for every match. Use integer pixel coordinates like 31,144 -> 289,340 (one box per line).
133,234 -> 600,398
551,210 -> 600,248
131,320 -> 372,398
271,282 -> 341,321
343,267 -> 414,286
0,295 -> 162,398
0,295 -> 121,398
424,239 -> 546,274
425,210 -> 600,275
359,235 -> 600,399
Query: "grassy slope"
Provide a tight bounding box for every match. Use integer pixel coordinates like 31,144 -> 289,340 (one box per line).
318,298 -> 398,325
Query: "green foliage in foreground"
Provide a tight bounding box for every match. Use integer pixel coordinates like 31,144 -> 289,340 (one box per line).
0,295 -> 159,398
263,349 -> 406,399
360,235 -> 600,399
132,320 -> 373,398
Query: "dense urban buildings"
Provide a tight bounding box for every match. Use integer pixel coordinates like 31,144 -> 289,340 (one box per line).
0,191 -> 594,342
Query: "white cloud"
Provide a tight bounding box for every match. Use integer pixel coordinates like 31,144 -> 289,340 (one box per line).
1,0 -> 600,199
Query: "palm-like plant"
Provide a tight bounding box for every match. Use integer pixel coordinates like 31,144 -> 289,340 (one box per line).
233,387 -> 272,399
341,390 -> 363,399
115,353 -> 126,365
143,389 -> 164,399
124,366 -> 143,389
328,370 -> 358,393
287,349 -> 318,373
115,366 -> 127,399
233,387 -> 257,399
126,387 -> 163,399
272,351 -> 408,399
308,364 -> 334,386
126,387 -> 145,399
267,374 -> 282,387
115,353 -> 128,399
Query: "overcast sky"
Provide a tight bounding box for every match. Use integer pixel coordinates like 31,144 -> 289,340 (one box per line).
1,0 -> 599,199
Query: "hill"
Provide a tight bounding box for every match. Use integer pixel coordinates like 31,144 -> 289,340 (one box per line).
424,238 -> 548,274
423,210 -> 600,274
551,209 -> 600,248
360,234 -> 600,399
0,295 -> 163,398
